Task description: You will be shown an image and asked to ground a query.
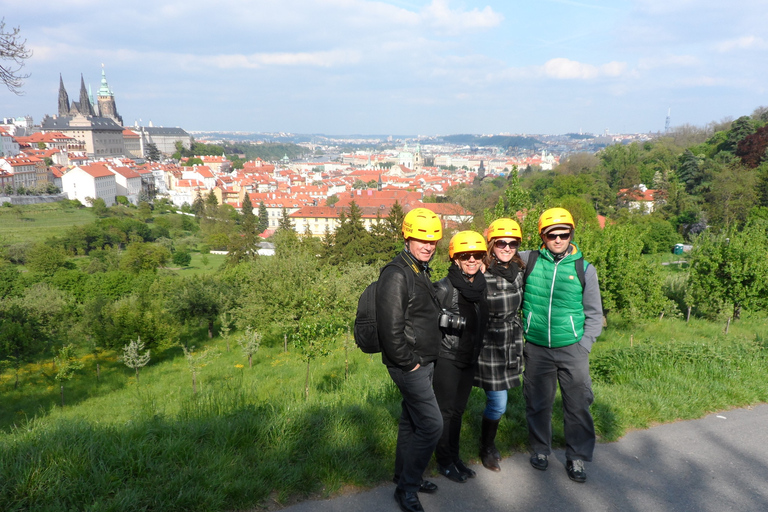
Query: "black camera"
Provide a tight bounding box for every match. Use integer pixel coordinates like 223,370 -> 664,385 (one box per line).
439,309 -> 466,330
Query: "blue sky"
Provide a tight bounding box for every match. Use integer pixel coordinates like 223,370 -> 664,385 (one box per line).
2,0 -> 767,136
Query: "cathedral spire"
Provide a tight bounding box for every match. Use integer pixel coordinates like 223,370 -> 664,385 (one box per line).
58,74 -> 70,116
78,74 -> 95,116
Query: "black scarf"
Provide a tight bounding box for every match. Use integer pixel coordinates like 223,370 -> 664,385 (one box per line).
448,264 -> 486,303
488,259 -> 520,285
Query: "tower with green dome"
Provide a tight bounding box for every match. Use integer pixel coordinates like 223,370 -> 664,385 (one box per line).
96,64 -> 123,126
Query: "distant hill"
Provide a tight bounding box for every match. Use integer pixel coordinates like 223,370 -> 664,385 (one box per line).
439,134 -> 540,149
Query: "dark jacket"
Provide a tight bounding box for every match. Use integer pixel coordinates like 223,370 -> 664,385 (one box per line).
434,276 -> 487,366
377,251 -> 442,371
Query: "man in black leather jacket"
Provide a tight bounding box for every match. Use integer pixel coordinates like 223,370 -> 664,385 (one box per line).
377,207 -> 443,512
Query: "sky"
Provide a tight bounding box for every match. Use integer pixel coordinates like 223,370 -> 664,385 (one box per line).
1,0 -> 767,136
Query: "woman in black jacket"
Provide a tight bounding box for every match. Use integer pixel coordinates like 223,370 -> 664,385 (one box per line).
433,231 -> 489,483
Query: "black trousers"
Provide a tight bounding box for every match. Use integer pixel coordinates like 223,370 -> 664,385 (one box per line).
388,362 -> 443,493
523,342 -> 595,461
432,357 -> 476,467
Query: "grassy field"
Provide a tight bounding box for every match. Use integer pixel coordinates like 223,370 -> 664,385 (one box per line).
1,314 -> 767,511
0,202 -> 95,245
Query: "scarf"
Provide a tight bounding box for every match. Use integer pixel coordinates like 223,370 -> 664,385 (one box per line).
487,259 -> 520,285
448,264 -> 486,303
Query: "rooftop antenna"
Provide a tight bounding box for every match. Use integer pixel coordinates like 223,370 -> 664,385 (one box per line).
664,107 -> 671,133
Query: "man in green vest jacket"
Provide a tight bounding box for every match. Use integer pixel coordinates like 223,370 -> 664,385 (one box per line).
521,207 -> 603,483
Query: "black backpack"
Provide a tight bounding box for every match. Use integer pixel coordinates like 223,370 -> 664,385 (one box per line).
353,261 -> 416,354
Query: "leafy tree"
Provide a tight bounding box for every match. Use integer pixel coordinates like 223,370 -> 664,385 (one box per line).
121,336 -> 151,383
53,344 -> 84,407
292,318 -> 344,400
686,223 -> 768,320
736,125 -> 768,168
0,18 -> 32,94
182,345 -> 220,394
205,190 -> 218,208
703,165 -> 757,229
166,275 -> 228,338
218,312 -> 233,352
237,325 -> 261,368
326,194 -> 339,207
720,116 -> 755,154
0,303 -> 42,388
191,191 -> 205,218
25,243 -> 71,276
485,166 -> 532,226
172,248 -> 192,267
119,242 -> 170,273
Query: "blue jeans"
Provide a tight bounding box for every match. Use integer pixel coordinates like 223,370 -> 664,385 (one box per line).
483,389 -> 508,420
388,362 -> 443,493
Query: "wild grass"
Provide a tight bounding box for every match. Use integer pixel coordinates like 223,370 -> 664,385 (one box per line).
1,315 -> 767,511
0,202 -> 94,245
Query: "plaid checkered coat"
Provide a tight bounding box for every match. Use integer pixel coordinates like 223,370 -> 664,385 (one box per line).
473,266 -> 524,391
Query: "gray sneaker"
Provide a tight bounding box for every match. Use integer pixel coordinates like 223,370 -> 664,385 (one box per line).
529,453 -> 548,471
566,459 -> 586,483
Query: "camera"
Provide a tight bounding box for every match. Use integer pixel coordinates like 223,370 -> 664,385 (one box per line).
439,309 -> 466,330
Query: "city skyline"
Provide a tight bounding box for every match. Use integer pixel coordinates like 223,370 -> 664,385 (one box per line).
2,0 -> 767,136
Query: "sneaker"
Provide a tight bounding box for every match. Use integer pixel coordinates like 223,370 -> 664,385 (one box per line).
566,459 -> 586,483
529,453 -> 548,471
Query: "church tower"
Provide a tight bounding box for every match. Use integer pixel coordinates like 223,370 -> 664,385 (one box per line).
58,74 -> 70,116
97,65 -> 123,126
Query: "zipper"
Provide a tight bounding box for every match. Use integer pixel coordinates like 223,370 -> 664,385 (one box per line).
547,259 -> 560,348
570,316 -> 577,337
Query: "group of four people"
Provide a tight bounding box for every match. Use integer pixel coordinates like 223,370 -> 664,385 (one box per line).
377,207 -> 603,512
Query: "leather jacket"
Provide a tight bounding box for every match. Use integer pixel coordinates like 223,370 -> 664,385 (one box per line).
376,251 -> 441,371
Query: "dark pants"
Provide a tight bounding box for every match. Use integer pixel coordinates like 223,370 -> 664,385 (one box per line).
432,358 -> 475,467
388,362 -> 443,493
523,342 -> 595,461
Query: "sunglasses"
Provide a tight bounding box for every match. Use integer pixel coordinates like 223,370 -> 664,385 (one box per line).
494,240 -> 520,249
544,231 -> 572,241
457,252 -> 485,261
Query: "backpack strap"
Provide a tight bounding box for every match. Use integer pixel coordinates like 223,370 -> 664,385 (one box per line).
524,249 -> 588,291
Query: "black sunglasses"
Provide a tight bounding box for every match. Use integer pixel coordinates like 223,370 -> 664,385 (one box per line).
544,231 -> 572,241
457,252 -> 485,261
494,240 -> 520,249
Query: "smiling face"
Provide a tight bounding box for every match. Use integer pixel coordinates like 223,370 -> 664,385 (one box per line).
407,238 -> 438,263
454,251 -> 484,278
491,237 -> 520,264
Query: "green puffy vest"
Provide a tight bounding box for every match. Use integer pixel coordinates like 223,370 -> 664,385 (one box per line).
522,244 -> 586,348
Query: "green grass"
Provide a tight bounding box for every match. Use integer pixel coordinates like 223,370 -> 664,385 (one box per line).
0,203 -> 95,245
1,315 -> 768,511
173,252 -> 228,276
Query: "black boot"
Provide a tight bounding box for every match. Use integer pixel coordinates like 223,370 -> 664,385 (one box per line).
480,416 -> 501,472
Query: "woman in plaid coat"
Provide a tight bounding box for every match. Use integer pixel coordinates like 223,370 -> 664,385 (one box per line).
476,218 -> 525,472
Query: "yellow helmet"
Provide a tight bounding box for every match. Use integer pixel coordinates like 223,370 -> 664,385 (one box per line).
402,207 -> 443,241
486,218 -> 522,242
538,207 -> 574,233
449,231 -> 487,258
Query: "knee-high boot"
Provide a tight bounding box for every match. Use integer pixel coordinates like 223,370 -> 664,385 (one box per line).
480,416 -> 501,472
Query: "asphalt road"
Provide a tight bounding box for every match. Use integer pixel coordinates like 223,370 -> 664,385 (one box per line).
279,404 -> 768,512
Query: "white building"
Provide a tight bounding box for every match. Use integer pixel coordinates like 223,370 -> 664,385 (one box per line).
109,165 -> 142,204
61,163 -> 117,206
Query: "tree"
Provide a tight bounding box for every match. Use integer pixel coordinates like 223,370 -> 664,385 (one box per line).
145,143 -> 161,162
278,207 -> 294,231
736,125 -> 768,168
166,275 -> 228,338
257,201 -> 269,233
241,193 -> 254,224
0,18 -> 32,94
237,325 -> 261,368
53,344 -> 84,407
121,336 -> 151,383
292,318 -> 343,400
686,223 -> 768,320
172,248 -> 192,267
326,194 -> 339,207
191,191 -> 205,218
182,345 -> 220,394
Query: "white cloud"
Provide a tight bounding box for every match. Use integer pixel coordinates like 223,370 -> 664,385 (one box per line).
193,49 -> 363,69
542,58 -> 627,80
421,0 -> 503,35
715,36 -> 768,53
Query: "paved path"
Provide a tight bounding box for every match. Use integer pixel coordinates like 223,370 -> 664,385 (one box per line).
280,404 -> 768,512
